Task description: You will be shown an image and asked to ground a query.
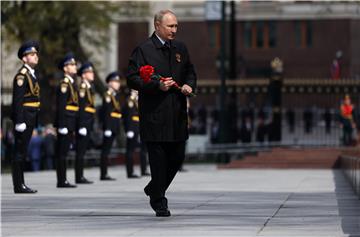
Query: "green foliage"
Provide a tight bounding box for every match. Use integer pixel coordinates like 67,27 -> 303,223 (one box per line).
1,1 -> 149,124
1,1 -> 119,81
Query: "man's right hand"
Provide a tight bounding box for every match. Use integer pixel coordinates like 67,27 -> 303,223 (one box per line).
15,123 -> 26,132
58,127 -> 68,135
159,77 -> 175,91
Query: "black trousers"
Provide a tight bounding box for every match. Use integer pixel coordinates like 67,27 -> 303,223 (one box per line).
13,125 -> 34,162
145,141 -> 186,200
100,135 -> 116,177
56,132 -> 74,183
342,126 -> 353,146
125,138 -> 148,176
75,133 -> 90,180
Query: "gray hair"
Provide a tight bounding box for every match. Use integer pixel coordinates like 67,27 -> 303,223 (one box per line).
154,9 -> 176,24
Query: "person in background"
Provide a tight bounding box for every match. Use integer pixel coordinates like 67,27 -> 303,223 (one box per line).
286,108 -> 295,133
99,72 -> 122,181
256,117 -> 267,143
122,89 -> 150,178
240,116 -> 252,143
28,129 -> 43,171
323,108 -> 332,134
75,62 -> 96,184
339,94 -> 357,146
303,108 -> 313,134
330,50 -> 342,80
54,52 -> 78,188
43,124 -> 56,170
11,40 -> 40,193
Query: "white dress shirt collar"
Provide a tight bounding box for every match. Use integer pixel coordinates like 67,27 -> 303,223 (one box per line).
24,64 -> 36,79
65,74 -> 75,84
83,79 -> 91,88
155,33 -> 166,45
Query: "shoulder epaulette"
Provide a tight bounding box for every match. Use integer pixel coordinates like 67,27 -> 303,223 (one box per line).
80,82 -> 86,89
19,67 -> 27,75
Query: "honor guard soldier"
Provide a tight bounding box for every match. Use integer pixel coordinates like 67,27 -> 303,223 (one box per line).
75,62 -> 95,184
11,40 -> 40,193
122,89 -> 150,178
99,72 -> 122,181
54,53 -> 78,188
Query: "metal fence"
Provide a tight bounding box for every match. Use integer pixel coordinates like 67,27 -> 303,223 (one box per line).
188,78 -> 360,149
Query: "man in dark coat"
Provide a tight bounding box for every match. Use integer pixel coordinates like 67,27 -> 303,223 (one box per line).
11,40 -> 40,193
127,9 -> 197,217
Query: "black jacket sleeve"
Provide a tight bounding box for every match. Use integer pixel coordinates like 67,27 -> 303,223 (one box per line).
126,47 -> 161,94
77,87 -> 87,129
56,82 -> 69,128
12,74 -> 26,124
102,94 -> 112,131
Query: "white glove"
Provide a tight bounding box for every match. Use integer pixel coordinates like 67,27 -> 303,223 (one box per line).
58,127 -> 68,135
126,131 -> 135,139
104,130 -> 112,137
78,127 -> 87,136
15,123 -> 26,132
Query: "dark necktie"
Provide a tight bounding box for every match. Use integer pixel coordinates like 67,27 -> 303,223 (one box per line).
163,41 -> 171,62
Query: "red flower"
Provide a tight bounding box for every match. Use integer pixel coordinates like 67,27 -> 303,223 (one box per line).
139,65 -> 155,83
139,65 -> 196,97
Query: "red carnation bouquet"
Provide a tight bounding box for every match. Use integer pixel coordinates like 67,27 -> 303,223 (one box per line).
139,65 -> 195,97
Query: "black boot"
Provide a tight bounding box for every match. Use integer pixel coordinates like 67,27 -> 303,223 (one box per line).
100,156 -> 116,180
57,159 -> 76,188
76,177 -> 93,184
75,154 -> 93,184
150,197 -> 171,217
12,161 -> 37,194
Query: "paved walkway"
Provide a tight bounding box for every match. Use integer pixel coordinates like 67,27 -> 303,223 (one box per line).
2,165 -> 360,237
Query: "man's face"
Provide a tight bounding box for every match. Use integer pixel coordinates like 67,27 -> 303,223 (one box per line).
22,52 -> 39,67
155,13 -> 178,41
109,80 -> 121,91
63,63 -> 77,75
83,71 -> 94,82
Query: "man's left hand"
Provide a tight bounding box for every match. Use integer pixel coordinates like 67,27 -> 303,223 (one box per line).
181,84 -> 192,96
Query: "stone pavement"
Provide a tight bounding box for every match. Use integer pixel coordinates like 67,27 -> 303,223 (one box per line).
1,165 -> 360,237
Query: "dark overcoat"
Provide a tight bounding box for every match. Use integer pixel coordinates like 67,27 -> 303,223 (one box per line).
127,33 -> 197,142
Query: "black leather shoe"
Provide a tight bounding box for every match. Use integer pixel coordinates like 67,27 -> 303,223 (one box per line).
150,197 -> 168,212
127,174 -> 139,179
14,184 -> 37,194
100,175 -> 116,181
76,177 -> 94,184
57,180 -> 77,188
23,184 -> 38,193
156,208 -> 171,217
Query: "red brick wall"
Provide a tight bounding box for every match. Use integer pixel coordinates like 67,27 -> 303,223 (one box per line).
117,22 -> 149,75
118,19 -> 355,79
238,19 -> 351,78
350,20 -> 360,79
